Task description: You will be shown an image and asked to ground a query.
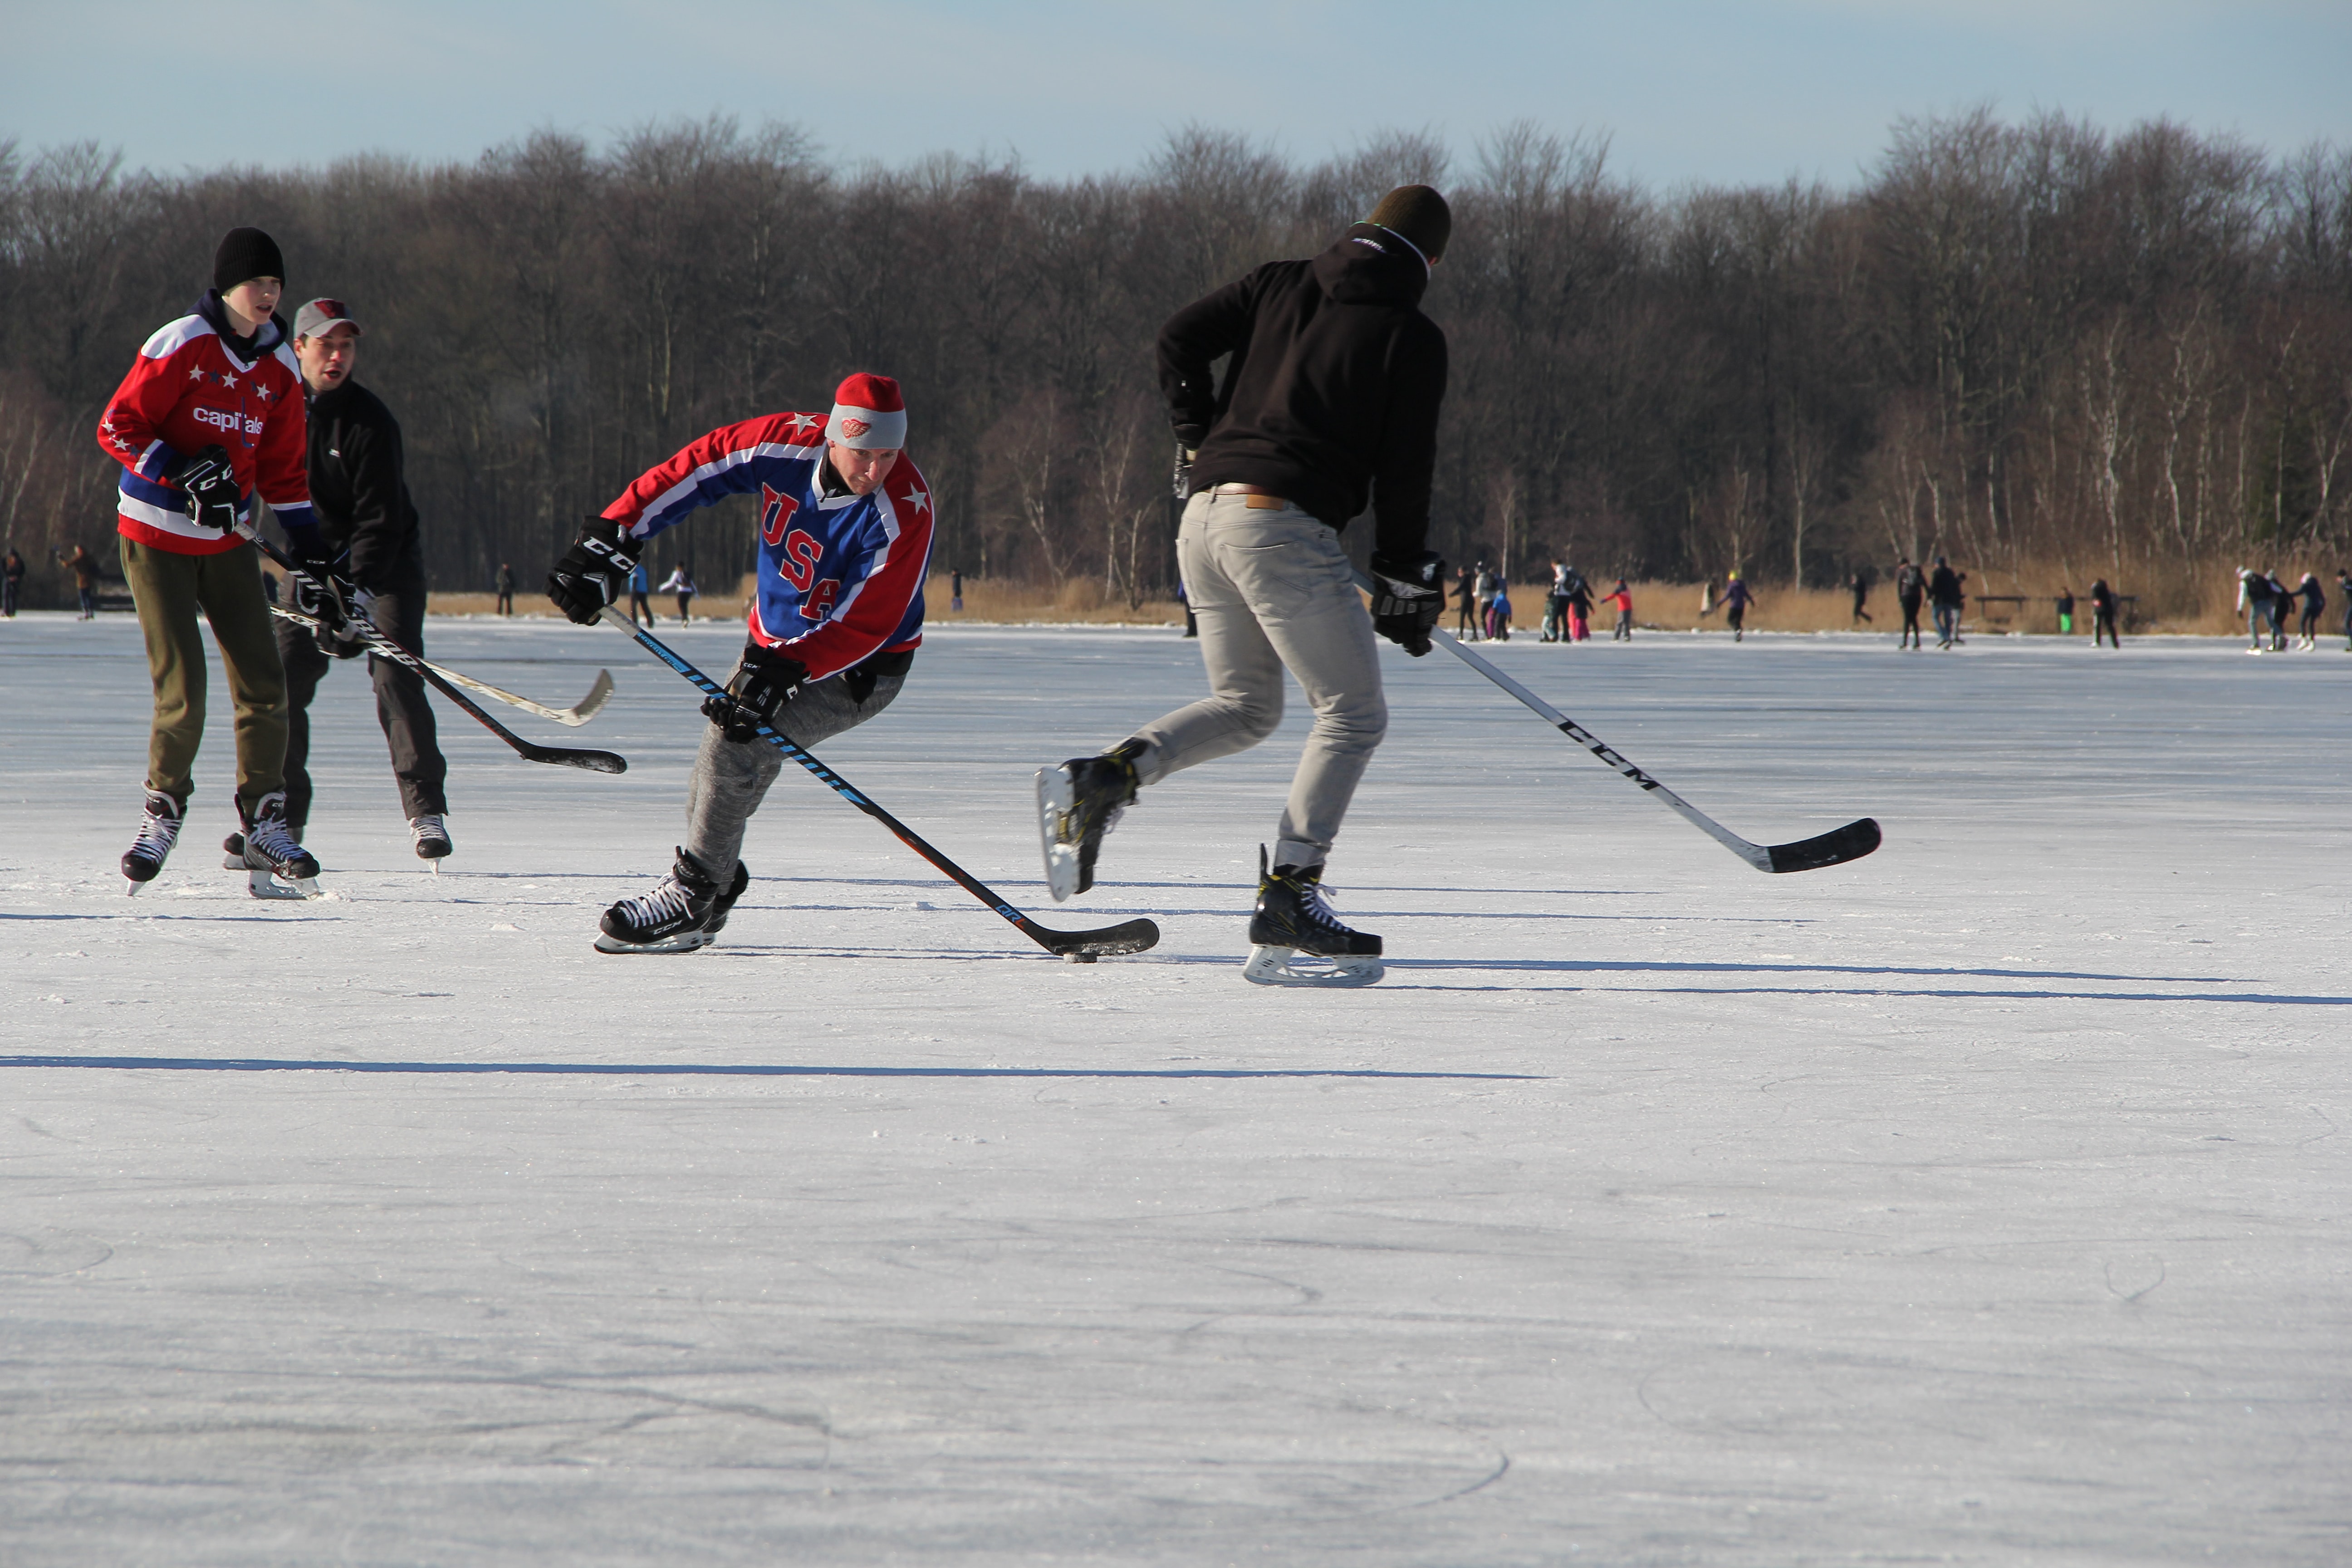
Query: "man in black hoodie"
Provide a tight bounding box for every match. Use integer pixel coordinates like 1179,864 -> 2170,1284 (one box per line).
268,297 -> 451,864
1034,185 -> 1451,985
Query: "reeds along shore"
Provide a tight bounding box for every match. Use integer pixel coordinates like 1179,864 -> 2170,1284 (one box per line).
420,564 -> 2337,637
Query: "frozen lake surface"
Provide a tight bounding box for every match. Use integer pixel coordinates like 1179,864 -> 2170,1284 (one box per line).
3,611 -> 2347,1565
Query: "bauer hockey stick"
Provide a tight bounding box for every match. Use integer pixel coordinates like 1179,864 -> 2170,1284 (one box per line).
269,603 -> 615,726
232,522 -> 628,774
1357,569 -> 1879,873
598,607 -> 1160,960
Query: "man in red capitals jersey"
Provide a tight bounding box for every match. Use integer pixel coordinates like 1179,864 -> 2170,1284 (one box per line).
547,372 -> 934,952
100,226 -> 326,897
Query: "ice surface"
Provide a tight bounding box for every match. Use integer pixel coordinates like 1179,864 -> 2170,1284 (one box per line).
2,611 -> 2347,1565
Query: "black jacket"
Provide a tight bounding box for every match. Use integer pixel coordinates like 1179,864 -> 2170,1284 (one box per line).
1928,565 -> 1964,608
304,378 -> 420,588
1158,222 -> 1448,557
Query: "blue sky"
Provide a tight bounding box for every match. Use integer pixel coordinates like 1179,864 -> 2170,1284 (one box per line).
5,1 -> 2345,187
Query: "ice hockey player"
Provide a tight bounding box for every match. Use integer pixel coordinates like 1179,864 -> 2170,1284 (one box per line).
235,297 -> 453,871
1035,185 -> 1453,986
97,226 -> 323,897
546,372 -> 933,953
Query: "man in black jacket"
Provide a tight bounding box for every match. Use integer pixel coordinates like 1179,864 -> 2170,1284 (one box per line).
270,298 -> 451,863
1034,185 -> 1452,985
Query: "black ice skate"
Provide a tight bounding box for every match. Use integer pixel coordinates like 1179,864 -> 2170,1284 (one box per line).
236,791 -> 323,899
122,789 -> 183,894
1035,740 -> 1143,902
1242,846 -> 1383,987
595,848 -> 750,954
410,813 -> 452,868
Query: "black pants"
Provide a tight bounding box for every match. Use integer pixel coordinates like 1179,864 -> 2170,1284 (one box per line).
1899,596 -> 1923,647
278,557 -> 447,838
2094,609 -> 2120,648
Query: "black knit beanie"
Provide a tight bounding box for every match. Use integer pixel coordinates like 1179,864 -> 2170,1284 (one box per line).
1367,185 -> 1450,264
212,227 -> 285,293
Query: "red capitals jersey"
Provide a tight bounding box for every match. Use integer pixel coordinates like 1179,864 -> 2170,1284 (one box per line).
603,412 -> 932,681
97,309 -> 313,555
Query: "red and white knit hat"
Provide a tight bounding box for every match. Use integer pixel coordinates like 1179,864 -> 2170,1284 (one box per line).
828,372 -> 907,450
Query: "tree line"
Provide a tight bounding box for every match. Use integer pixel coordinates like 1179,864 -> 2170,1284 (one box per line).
1,110 -> 2346,611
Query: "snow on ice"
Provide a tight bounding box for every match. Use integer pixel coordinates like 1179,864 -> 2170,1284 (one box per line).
2,611 -> 2347,1564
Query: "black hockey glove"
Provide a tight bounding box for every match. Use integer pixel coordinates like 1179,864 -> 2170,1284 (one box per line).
167,444 -> 241,532
1171,444 -> 1196,501
701,642 -> 807,742
290,567 -> 370,658
546,515 -> 641,626
1368,549 -> 1447,657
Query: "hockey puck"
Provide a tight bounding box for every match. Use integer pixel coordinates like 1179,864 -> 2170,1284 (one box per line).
1065,952 -> 1098,964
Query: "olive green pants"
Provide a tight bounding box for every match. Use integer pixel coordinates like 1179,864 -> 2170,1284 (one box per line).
119,535 -> 288,809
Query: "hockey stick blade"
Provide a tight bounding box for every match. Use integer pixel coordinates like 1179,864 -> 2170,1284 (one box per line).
597,607 -> 1159,958
237,528 -> 627,774
1764,816 -> 1882,874
269,603 -> 616,726
1354,567 -> 1880,874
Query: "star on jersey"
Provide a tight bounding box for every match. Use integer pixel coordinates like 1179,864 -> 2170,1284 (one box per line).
255,386 -> 271,402
188,366 -> 205,382
900,485 -> 931,517
780,412 -> 823,438
219,372 -> 238,389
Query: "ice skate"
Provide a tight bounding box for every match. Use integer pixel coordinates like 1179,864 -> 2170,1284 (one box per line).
410,813 -> 452,870
595,848 -> 750,954
122,789 -> 183,894
1241,847 -> 1383,987
236,791 -> 323,899
1036,740 -> 1143,902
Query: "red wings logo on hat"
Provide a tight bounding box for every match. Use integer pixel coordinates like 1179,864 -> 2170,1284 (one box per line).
318,299 -> 345,317
838,416 -> 871,438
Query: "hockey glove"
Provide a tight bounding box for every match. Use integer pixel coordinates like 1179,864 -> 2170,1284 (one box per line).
546,515 -> 642,626
167,444 -> 241,532
1171,444 -> 1196,501
290,567 -> 371,658
701,642 -> 807,742
1368,549 -> 1447,657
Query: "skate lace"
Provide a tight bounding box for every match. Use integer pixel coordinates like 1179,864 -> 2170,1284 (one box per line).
614,875 -> 696,926
246,814 -> 305,863
410,813 -> 447,847
130,805 -> 180,858
1292,876 -> 1347,935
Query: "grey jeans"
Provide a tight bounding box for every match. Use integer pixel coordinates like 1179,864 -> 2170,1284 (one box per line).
682,656 -> 909,875
1131,492 -> 1386,870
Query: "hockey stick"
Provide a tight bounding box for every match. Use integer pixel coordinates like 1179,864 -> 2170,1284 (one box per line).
231,522 -> 628,774
597,607 -> 1159,960
1357,568 -> 1879,873
268,602 -> 614,726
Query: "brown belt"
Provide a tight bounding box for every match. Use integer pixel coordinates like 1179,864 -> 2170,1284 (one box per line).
1210,484 -> 1291,510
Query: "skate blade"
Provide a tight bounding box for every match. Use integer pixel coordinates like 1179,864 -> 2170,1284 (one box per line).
247,867 -> 323,900
1241,946 -> 1384,987
1034,766 -> 1081,902
593,929 -> 715,955
125,878 -> 146,897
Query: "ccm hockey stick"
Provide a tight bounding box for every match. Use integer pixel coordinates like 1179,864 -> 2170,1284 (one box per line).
268,603 -> 615,726
232,521 -> 628,774
1357,568 -> 1879,873
598,607 -> 1159,960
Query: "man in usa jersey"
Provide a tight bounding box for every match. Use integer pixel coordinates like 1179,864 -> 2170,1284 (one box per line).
546,372 -> 934,953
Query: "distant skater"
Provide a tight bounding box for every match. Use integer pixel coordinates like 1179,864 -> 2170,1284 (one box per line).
1487,578 -> 1512,641
2339,569 -> 2352,651
1928,556 -> 1965,648
2,547 -> 23,617
627,560 -> 652,626
2054,584 -> 2074,637
494,561 -> 515,616
58,544 -> 102,619
950,568 -> 964,613
1607,578 -> 1634,641
659,564 -> 697,623
1894,557 -> 1924,649
1565,572 -> 1592,642
1454,565 -> 1477,637
1473,562 -> 1495,642
2295,573 -> 2324,650
2089,578 -> 2120,648
2236,568 -> 2276,653
1719,571 -> 1754,641
1848,568 -> 1872,626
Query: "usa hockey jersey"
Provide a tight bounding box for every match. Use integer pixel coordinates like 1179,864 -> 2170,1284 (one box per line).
97,298 -> 314,555
603,412 -> 933,681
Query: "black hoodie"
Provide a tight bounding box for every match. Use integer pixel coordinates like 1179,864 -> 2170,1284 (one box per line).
1157,222 -> 1448,557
